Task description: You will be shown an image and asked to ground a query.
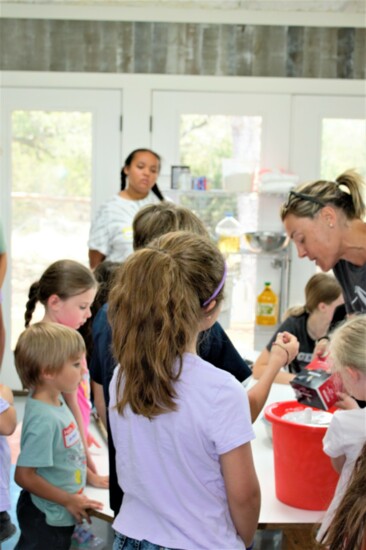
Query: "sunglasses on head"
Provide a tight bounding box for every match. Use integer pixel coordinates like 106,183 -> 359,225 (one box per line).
284,190 -> 326,210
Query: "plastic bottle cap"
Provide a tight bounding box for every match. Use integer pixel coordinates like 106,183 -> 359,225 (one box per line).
215,214 -> 242,237
265,282 -> 271,286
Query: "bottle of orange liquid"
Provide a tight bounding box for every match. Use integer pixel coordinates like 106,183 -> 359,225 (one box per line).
256,282 -> 278,326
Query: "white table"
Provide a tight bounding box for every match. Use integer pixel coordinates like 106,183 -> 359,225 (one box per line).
83,424 -> 113,522
85,382 -> 326,547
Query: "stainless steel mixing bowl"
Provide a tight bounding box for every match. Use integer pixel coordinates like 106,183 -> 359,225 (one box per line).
243,231 -> 289,253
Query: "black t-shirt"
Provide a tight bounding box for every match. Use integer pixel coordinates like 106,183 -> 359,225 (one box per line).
333,259 -> 366,314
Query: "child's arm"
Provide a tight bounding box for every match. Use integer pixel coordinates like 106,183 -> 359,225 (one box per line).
248,332 -> 299,422
87,467 -> 109,489
15,465 -> 103,524
0,251 -> 7,289
91,380 -> 107,429
252,347 -> 295,385
220,442 -> 260,549
0,384 -> 17,435
63,389 -> 97,474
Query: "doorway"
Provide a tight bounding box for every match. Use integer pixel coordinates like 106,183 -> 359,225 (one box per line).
0,88 -> 121,388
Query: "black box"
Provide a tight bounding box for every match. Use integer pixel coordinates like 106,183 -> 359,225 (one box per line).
290,370 -> 339,411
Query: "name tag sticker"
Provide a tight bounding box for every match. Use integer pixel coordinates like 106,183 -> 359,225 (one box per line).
63,422 -> 80,448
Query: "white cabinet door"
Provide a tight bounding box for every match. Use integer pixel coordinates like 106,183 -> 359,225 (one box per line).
151,91 -> 291,190
0,88 -> 121,388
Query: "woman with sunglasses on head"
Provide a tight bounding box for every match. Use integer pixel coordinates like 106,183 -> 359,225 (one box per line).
280,170 -> 366,316
280,171 -> 366,410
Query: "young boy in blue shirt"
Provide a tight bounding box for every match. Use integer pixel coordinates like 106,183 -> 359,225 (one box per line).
13,322 -> 102,550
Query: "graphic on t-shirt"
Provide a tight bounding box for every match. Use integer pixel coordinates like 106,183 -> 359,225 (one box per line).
74,468 -> 83,485
62,422 -> 80,448
121,226 -> 133,239
298,352 -> 313,363
351,285 -> 366,311
67,448 -> 86,473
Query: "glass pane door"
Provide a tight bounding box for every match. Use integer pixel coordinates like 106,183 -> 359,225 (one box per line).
321,118 -> 366,182
152,91 -> 291,190
0,88 -> 121,388
180,114 -> 262,190
11,110 -> 93,343
291,95 -> 366,182
152,91 -> 291,350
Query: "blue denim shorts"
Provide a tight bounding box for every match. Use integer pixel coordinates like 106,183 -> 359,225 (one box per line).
113,532 -> 174,550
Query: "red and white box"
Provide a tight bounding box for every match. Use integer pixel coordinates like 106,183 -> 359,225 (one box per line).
290,369 -> 341,411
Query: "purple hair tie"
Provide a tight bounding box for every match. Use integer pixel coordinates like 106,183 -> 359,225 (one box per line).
202,262 -> 227,307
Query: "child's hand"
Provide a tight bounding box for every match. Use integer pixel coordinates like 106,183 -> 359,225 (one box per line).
313,338 -> 329,359
87,469 -> 109,489
271,332 -> 299,366
335,392 -> 360,410
87,432 -> 101,449
66,493 -> 103,524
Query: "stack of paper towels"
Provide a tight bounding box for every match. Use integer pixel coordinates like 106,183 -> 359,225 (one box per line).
257,169 -> 299,194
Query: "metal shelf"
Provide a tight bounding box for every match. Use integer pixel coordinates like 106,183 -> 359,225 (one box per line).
237,249 -> 290,259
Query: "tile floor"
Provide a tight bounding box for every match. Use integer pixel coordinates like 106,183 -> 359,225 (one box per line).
2,396 -> 283,550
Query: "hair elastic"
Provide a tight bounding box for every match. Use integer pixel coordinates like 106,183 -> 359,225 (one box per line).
336,182 -> 351,195
271,342 -> 290,366
202,262 -> 227,307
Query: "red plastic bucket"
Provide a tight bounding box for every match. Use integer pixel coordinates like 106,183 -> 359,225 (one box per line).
264,400 -> 339,510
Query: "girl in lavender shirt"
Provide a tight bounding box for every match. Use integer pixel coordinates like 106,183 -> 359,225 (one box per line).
108,231 -> 298,550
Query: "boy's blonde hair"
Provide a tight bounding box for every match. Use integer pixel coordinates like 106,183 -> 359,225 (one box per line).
15,322 -> 85,389
329,314 -> 366,376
